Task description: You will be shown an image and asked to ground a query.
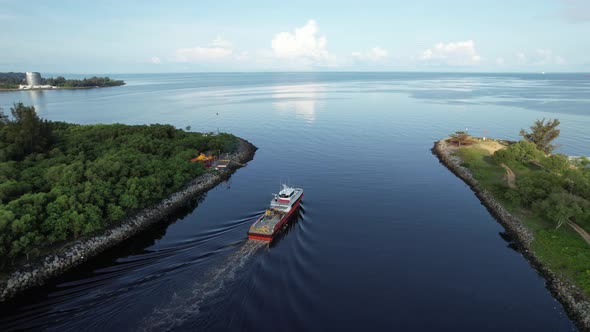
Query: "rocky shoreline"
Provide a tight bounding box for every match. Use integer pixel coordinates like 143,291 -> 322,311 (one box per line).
0,138 -> 257,303
433,138 -> 590,331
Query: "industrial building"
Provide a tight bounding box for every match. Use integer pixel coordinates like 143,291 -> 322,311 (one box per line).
25,72 -> 42,87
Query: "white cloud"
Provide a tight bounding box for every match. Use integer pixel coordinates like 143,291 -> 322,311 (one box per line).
211,37 -> 232,49
496,57 -> 505,65
421,40 -> 481,66
534,49 -> 566,65
352,47 -> 389,62
515,49 -> 566,66
555,56 -> 566,65
150,56 -> 161,64
175,37 -> 233,62
234,51 -> 250,61
534,49 -> 552,65
271,20 -> 330,63
368,47 -> 389,60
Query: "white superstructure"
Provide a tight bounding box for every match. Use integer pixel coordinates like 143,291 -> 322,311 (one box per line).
270,184 -> 304,212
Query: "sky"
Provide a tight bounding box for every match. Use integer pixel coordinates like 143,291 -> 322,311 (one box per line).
0,0 -> 589,73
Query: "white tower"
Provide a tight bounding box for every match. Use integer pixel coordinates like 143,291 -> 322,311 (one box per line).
25,72 -> 42,87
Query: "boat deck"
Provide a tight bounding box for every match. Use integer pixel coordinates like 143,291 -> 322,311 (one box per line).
249,210 -> 286,235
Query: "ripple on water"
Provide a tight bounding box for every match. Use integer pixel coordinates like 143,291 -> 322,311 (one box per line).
0,73 -> 585,331
0,209 -> 267,331
140,240 -> 266,332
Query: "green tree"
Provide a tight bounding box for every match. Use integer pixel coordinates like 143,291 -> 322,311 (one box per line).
519,118 -> 560,154
449,131 -> 471,146
533,193 -> 584,229
493,141 -> 544,164
514,171 -> 563,207
0,107 -> 239,267
541,154 -> 569,174
0,103 -> 54,160
0,107 -> 9,125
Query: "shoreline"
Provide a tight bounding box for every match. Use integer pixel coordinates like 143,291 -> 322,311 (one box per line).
0,138 -> 257,303
432,138 -> 590,331
0,85 -> 123,92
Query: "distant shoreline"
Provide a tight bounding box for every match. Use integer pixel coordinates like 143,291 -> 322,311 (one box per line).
432,138 -> 590,331
0,85 -> 122,92
0,73 -> 126,92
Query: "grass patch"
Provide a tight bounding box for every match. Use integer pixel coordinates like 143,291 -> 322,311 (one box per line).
453,140 -> 590,297
454,146 -> 505,189
533,227 -> 590,292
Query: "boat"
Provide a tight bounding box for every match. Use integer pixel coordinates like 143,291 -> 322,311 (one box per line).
248,184 -> 304,241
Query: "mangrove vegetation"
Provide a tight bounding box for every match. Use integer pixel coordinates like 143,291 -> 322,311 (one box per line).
0,73 -> 25,89
0,72 -> 125,89
0,103 -> 237,267
42,76 -> 125,88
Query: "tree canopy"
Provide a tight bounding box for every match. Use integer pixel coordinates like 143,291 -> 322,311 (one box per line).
42,76 -> 125,88
0,72 -> 25,89
519,118 -> 560,154
0,103 -> 54,161
449,131 -> 473,146
491,134 -> 590,230
0,104 -> 238,268
456,121 -> 590,296
0,72 -> 125,89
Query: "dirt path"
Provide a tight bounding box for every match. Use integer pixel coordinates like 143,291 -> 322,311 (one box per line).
568,221 -> 590,246
477,140 -> 507,154
501,163 -> 516,188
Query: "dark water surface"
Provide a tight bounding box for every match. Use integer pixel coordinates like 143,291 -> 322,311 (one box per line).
1,73 -> 589,331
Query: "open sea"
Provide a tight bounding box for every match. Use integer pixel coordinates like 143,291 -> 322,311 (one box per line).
1,72 -> 589,331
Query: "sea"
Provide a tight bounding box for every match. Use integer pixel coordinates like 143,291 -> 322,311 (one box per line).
1,72 -> 589,331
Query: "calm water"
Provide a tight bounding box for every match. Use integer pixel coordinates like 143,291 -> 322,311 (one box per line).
1,72 -> 589,331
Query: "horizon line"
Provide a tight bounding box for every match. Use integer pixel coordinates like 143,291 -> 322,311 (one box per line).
5,70 -> 589,76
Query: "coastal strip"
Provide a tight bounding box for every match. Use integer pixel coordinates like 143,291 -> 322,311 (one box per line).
0,138 -> 257,303
433,138 -> 590,331
0,86 -> 121,92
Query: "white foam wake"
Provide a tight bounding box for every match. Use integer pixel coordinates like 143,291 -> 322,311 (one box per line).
140,240 -> 265,331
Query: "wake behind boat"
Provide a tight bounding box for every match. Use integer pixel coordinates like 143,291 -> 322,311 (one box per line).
248,184 -> 304,241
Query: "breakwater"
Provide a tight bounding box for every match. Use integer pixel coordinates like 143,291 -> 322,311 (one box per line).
433,138 -> 590,331
0,138 -> 257,303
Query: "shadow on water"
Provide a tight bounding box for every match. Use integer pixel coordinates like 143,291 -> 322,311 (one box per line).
498,231 -> 520,252
0,193 -> 207,325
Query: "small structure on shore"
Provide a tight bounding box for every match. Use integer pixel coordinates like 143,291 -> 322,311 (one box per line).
191,153 -> 215,167
190,152 -> 231,169
20,72 -> 55,90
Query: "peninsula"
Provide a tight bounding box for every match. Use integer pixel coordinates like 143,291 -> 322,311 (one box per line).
0,72 -> 125,91
0,103 -> 256,301
433,121 -> 590,330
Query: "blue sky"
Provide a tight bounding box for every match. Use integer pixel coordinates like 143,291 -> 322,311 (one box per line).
1,0 -> 589,73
